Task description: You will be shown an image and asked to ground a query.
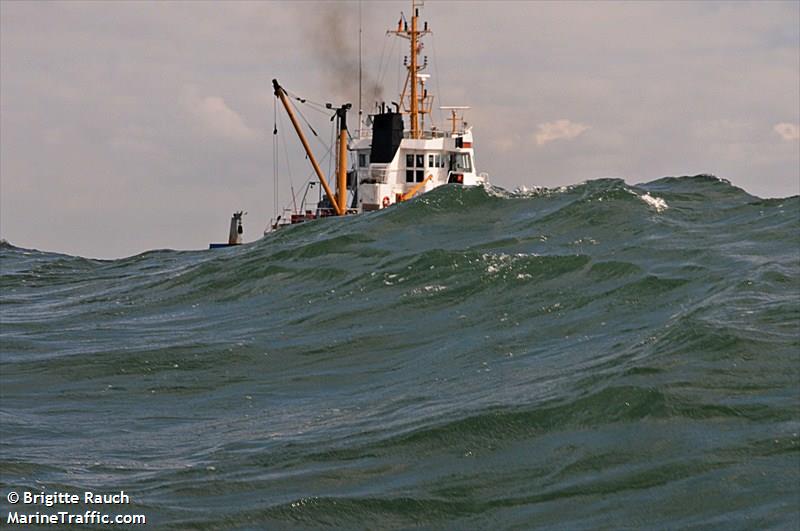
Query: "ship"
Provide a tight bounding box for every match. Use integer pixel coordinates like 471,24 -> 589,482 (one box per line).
210,0 -> 487,246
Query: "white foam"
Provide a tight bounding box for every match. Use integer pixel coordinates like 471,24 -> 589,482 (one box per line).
640,193 -> 668,213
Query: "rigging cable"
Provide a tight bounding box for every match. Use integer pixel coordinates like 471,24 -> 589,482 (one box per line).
430,32 -> 446,126
276,110 -> 298,213
279,114 -> 336,214
272,97 -> 279,224
287,97 -> 319,137
286,90 -> 331,115
274,87 -> 339,213
375,34 -> 397,107
291,97 -> 330,116
358,0 -> 362,134
287,96 -> 332,154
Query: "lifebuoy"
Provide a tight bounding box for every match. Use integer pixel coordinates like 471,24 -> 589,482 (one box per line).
382,196 -> 390,208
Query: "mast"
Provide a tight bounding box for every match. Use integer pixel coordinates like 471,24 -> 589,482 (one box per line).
358,0 -> 362,137
409,6 -> 418,138
331,103 -> 351,214
389,0 -> 430,139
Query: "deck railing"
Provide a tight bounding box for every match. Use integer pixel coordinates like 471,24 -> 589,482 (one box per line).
354,128 -> 454,142
362,165 -> 402,185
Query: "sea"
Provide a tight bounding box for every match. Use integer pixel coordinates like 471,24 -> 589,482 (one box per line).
1,175 -> 798,530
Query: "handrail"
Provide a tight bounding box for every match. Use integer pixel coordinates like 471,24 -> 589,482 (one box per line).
363,165 -> 402,184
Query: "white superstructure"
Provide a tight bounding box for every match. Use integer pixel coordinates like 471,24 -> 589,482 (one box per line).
348,2 -> 487,212
270,0 -> 487,228
350,108 -> 487,211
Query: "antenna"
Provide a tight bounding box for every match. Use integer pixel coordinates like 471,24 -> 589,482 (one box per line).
358,0 -> 363,137
386,1 -> 433,137
440,106 -> 470,134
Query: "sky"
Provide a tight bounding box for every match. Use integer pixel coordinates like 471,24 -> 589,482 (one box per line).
1,0 -> 798,259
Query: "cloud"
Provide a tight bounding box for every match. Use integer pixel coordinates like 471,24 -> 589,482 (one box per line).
773,122 -> 800,141
535,120 -> 590,146
2,1 -> 798,258
181,87 -> 261,142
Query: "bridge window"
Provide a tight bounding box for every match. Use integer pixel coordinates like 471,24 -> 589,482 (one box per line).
455,153 -> 472,172
405,152 -> 425,183
358,153 -> 369,167
428,153 -> 445,168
